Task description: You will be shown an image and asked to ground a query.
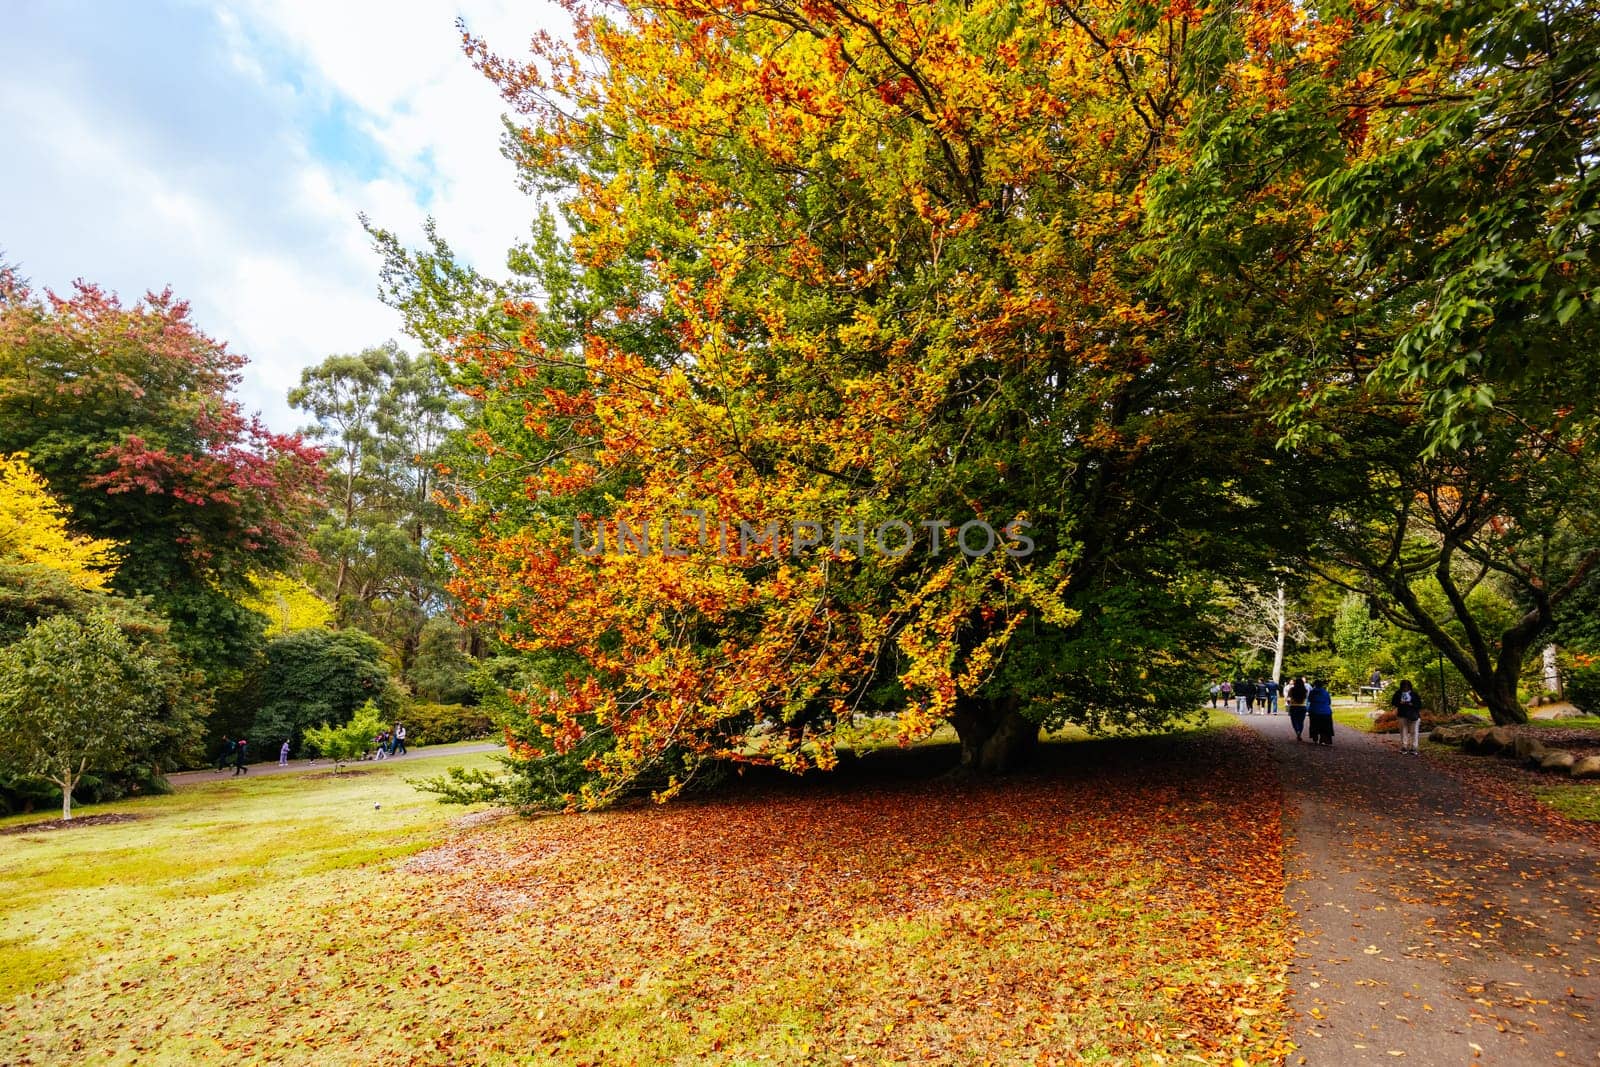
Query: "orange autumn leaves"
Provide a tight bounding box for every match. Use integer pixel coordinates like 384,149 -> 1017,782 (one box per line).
441,0 -> 1339,804
384,730 -> 1293,1063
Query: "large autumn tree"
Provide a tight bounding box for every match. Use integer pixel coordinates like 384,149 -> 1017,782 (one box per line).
378,0 -> 1317,806
0,270 -> 325,677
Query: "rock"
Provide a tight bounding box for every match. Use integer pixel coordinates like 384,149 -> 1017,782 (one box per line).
1513,735 -> 1547,762
1465,727 -> 1496,753
1540,750 -> 1577,773
1549,709 -> 1589,720
1428,725 -> 1474,745
1487,726 -> 1517,753
1571,755 -> 1600,779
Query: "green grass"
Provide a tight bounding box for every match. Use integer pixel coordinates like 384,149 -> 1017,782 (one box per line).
0,752 -> 495,1004
1526,714 -> 1600,729
1333,708 -> 1379,733
1534,783 -> 1600,822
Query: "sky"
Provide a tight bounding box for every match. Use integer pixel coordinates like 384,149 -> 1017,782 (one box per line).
0,0 -> 566,434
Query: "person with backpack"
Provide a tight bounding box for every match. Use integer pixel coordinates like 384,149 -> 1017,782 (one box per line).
1307,679 -> 1335,745
1261,678 -> 1279,715
232,738 -> 249,775
1286,676 -> 1309,742
1391,679 -> 1422,755
214,738 -> 234,772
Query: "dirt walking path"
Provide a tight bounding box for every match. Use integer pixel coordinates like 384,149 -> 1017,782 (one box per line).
1238,711 -> 1599,1064
166,741 -> 502,789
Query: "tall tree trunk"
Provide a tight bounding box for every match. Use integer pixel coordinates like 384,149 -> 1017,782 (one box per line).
950,695 -> 1038,774
1271,583 -> 1287,684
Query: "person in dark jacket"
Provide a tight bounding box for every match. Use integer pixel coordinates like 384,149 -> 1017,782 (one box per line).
1307,679 -> 1335,745
232,738 -> 249,775
1286,676 -> 1309,741
1391,679 -> 1422,755
215,738 -> 234,772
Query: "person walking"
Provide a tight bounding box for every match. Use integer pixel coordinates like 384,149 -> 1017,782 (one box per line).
1286,676 -> 1309,741
1391,679 -> 1422,755
232,738 -> 249,775
279,739 -> 291,767
1307,679 -> 1335,745
1262,678 -> 1279,715
215,738 -> 235,772
1235,679 -> 1250,714
1220,680 -> 1233,711
1209,682 -> 1220,709
392,723 -> 407,756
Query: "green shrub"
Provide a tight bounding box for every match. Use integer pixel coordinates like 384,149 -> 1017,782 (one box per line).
405,703 -> 496,746
303,701 -> 386,768
1565,663 -> 1600,714
245,629 -> 396,755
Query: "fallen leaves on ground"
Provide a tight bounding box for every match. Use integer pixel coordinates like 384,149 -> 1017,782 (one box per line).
2,729 -> 1293,1065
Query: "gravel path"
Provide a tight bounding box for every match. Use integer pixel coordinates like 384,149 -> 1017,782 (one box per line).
166,740 -> 503,789
1237,711 -> 1599,1064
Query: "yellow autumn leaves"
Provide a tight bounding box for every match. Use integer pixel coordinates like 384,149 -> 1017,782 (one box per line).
0,452 -> 121,590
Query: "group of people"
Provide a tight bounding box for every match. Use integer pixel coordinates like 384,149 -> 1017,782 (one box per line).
370,724 -> 407,760
1214,672 -> 1426,754
214,737 -> 250,775
1209,678 -> 1282,714
214,722 -> 411,772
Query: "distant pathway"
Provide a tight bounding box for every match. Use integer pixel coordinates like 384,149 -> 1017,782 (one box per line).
167,741 -> 502,789
1236,711 -> 1599,1064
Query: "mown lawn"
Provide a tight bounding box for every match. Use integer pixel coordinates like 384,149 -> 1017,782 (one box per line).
0,724 -> 1292,1065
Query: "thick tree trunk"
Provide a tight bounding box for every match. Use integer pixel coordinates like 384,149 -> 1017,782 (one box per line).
1481,667 -> 1530,726
950,695 -> 1039,774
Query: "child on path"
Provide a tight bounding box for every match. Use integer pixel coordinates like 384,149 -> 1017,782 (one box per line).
1307,679 -> 1335,745
1391,679 -> 1422,755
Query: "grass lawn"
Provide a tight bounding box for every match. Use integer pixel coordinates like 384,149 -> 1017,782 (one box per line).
1535,783 -> 1600,822
0,724 -> 1292,1065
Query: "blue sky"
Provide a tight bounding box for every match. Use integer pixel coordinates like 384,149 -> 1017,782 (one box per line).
0,0 -> 564,433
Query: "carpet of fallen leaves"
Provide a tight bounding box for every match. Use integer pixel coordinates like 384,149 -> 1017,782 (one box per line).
4,729 -> 1293,1065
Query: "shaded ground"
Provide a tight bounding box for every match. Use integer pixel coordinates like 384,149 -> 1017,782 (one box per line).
1238,712 -> 1600,1065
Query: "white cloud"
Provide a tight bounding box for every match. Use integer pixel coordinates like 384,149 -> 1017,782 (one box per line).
0,0 -> 565,433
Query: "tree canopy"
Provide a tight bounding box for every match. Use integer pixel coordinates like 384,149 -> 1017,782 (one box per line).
0,274 -> 326,677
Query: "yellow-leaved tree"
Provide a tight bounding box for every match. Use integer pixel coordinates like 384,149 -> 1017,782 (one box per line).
0,453 -> 121,591
239,573 -> 335,637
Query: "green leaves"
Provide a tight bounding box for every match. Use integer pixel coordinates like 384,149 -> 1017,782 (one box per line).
0,612 -> 165,816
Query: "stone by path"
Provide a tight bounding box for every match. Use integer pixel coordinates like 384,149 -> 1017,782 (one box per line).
1237,711 -> 1599,1065
166,740 -> 503,789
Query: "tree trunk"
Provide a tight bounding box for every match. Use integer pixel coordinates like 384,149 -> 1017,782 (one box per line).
950,695 -> 1038,774
1271,583 -> 1287,685
1481,665 -> 1530,726
56,774 -> 75,820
